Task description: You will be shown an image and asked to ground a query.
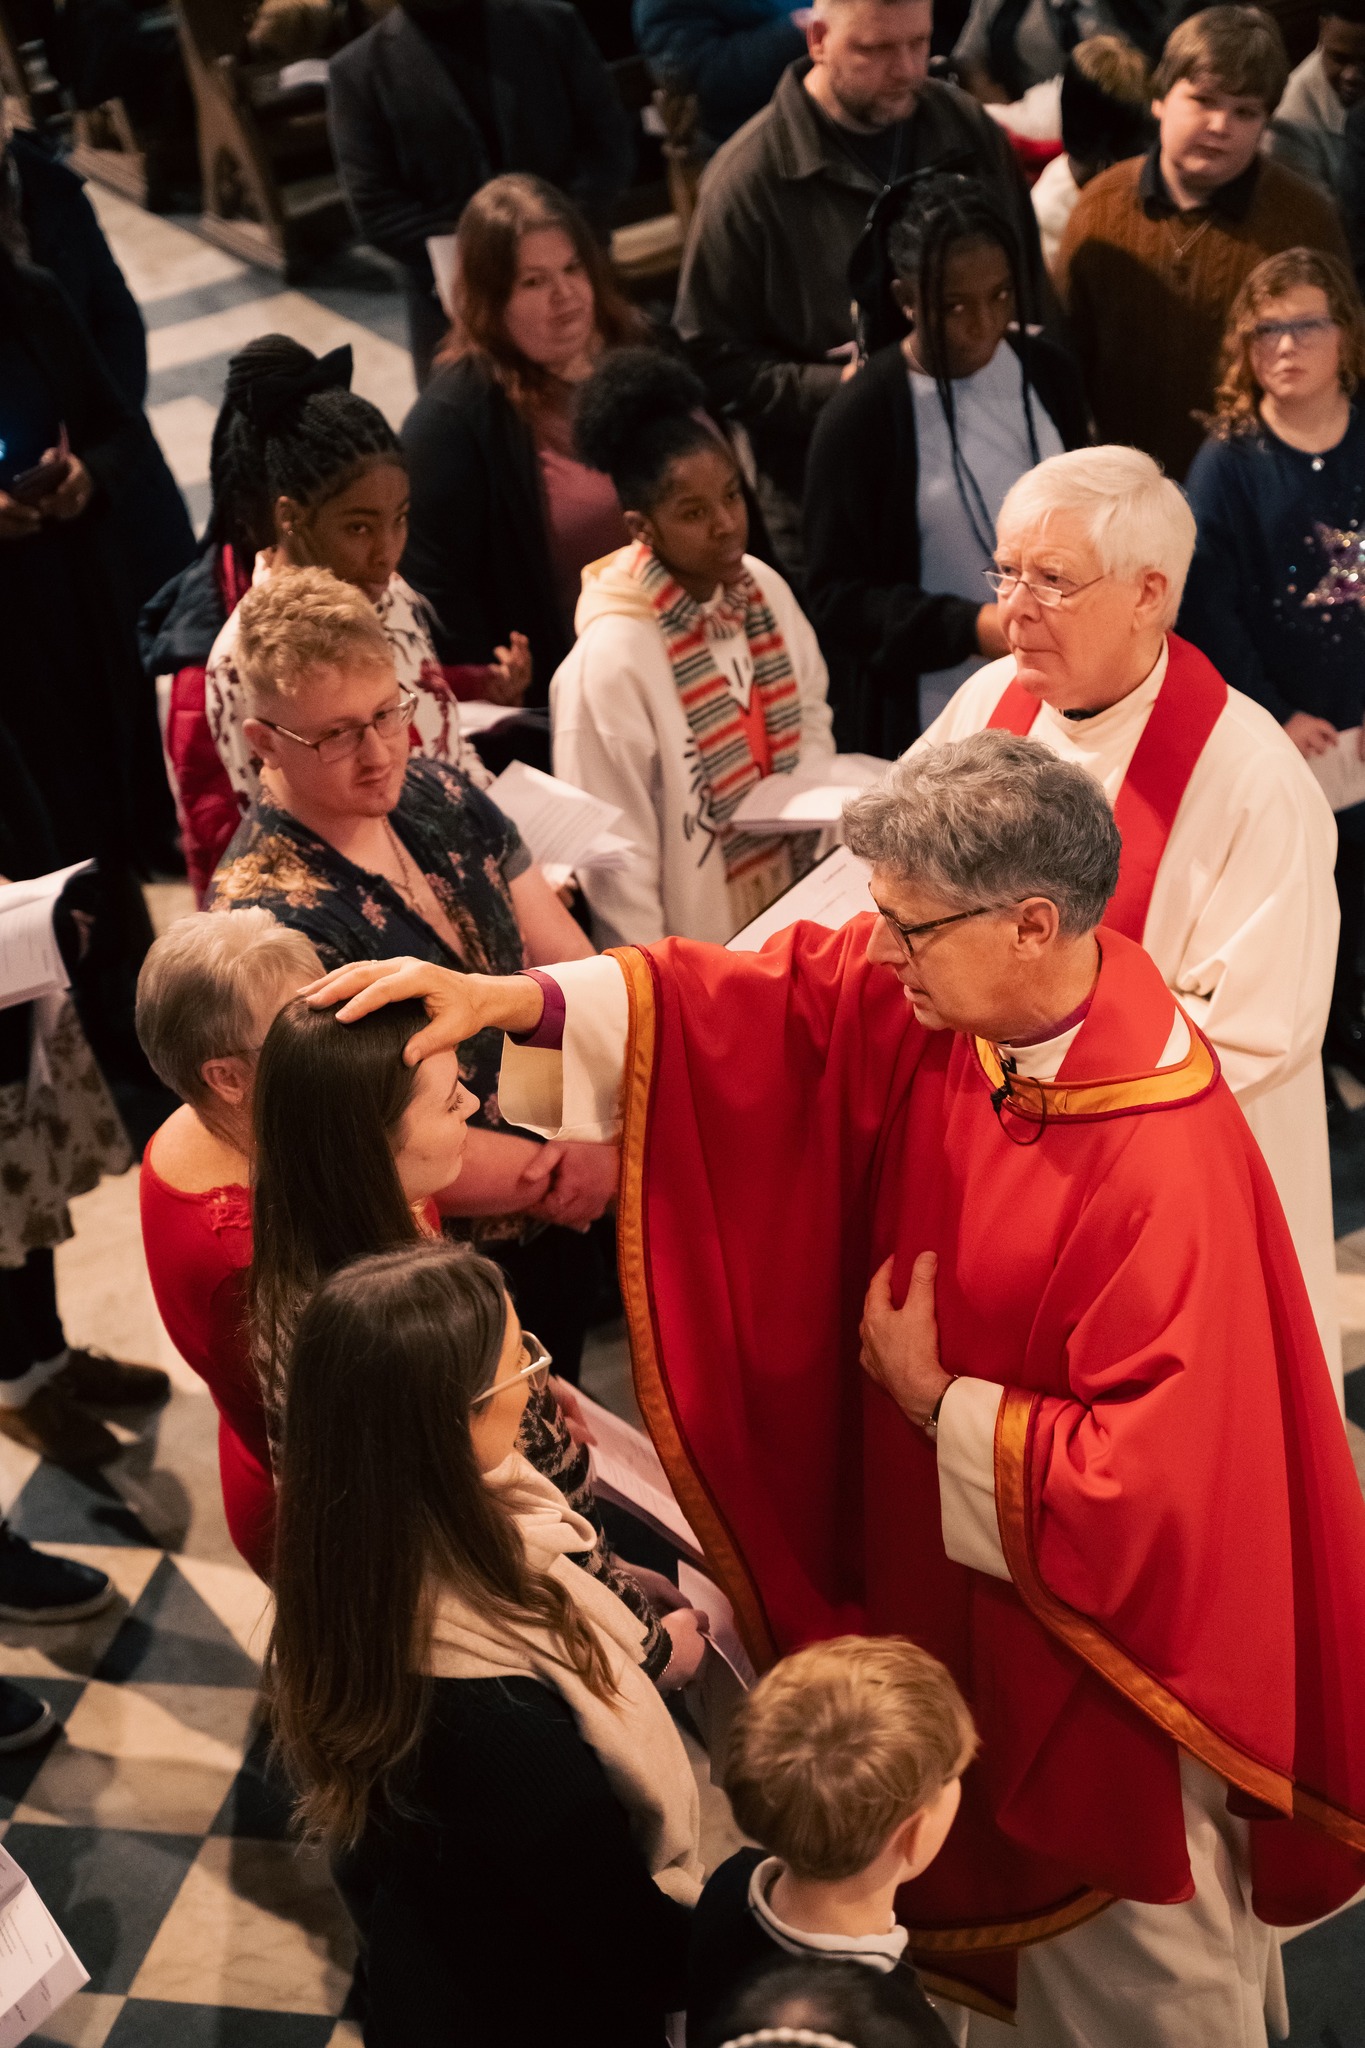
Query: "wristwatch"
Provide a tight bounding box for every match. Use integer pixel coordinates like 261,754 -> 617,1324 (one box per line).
922,1376 -> 958,1444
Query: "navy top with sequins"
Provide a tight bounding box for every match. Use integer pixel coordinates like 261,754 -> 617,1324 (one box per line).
1180,406 -> 1365,732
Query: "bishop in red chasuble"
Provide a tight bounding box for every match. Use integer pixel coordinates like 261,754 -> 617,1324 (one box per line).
305,737 -> 1365,2047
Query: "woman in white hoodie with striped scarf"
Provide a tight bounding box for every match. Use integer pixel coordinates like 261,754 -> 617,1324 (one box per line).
265,1239 -> 702,2048
551,349 -> 835,948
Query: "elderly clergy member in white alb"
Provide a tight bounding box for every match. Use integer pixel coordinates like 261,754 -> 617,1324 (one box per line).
912,445 -> 1343,1397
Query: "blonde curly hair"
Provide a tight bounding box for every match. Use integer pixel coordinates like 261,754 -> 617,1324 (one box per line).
1209,248 -> 1365,439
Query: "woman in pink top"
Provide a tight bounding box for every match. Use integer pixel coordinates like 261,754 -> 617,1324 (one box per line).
401,175 -> 646,700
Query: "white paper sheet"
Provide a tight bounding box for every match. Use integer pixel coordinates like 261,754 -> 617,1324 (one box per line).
730,753 -> 892,832
276,57 -> 330,88
425,234 -> 459,319
728,845 -> 873,953
486,762 -> 625,873
0,1849 -> 88,2047
677,1562 -> 757,1689
454,699 -> 520,735
574,1390 -> 704,1563
1306,727 -> 1365,813
0,862 -> 93,1012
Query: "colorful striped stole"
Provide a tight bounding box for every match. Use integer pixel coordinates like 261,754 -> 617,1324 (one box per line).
624,542 -> 804,889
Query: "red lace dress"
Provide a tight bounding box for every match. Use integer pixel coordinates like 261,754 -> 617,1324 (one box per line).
138,1156 -> 274,1579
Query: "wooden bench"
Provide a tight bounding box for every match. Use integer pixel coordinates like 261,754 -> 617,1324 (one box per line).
173,0 -> 352,274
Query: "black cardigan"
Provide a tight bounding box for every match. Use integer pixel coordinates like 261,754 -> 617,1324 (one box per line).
401,355 -> 572,701
336,1675 -> 691,2046
803,334 -> 1090,755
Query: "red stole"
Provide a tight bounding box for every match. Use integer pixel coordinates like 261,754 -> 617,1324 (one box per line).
986,634 -> 1228,939
611,920 -> 1365,2011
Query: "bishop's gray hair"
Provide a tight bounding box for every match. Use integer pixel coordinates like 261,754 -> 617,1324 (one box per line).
843,731 -> 1120,938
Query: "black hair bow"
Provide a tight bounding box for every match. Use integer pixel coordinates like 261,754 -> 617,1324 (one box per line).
247,344 -> 354,429
848,155 -> 978,361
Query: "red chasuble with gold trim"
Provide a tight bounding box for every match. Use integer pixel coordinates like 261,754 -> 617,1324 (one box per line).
612,919 -> 1365,2005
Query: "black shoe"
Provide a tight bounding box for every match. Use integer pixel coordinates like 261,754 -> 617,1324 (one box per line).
1325,1002 -> 1365,1086
0,1524 -> 114,1623
0,1679 -> 55,1752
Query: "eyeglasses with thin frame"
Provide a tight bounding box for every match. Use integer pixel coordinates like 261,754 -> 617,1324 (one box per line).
876,904 -> 999,956
469,1331 -> 552,1407
983,567 -> 1108,609
258,686 -> 419,765
1250,316 -> 1338,348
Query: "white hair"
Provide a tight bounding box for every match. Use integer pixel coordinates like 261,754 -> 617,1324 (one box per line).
135,908 -> 323,1107
996,446 -> 1196,628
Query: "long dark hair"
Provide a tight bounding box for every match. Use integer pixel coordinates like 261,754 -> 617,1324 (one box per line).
265,1241 -> 616,1847
886,173 -> 1040,557
249,996 -> 429,1416
437,173 -> 648,406
207,335 -> 403,559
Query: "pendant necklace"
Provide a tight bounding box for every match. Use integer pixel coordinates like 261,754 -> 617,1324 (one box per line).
383,820 -> 426,916
1166,213 -> 1212,272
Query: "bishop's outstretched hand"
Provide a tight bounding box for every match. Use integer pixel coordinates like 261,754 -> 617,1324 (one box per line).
300,957 -> 543,1062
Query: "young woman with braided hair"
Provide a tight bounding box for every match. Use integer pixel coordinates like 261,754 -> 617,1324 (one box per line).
550,347 -> 835,948
147,336 -> 531,900
204,338 -> 529,831
804,173 -> 1088,757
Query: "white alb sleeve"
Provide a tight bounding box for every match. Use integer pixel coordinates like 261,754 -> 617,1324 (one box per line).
936,1377 -> 1010,1581
498,954 -> 630,1143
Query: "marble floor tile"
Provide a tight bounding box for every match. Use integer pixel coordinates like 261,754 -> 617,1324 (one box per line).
85,188 -> 247,301
128,1837 -> 357,2015
0,1434 -> 42,1519
9,1466 -> 158,1555
1,1824 -> 202,1993
106,2003 -> 337,2048
13,1683 -> 258,1835
29,1990 -> 126,2048
94,1560 -> 260,1688
209,1721 -> 296,1844
145,292 -> 416,429
146,395 -> 218,491
172,1558 -> 272,1667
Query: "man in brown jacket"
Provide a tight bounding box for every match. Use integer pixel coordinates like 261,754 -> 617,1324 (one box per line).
1056,5 -> 1349,480
673,0 -> 1048,574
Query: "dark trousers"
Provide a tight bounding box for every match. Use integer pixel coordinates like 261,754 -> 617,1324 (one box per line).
1335,832 -> 1365,1009
0,1250 -> 65,1382
405,277 -> 450,391
490,1223 -> 605,1387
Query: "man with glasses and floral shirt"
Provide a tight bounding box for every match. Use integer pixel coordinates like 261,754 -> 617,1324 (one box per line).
206,564 -> 625,1384
912,443 -> 1342,1399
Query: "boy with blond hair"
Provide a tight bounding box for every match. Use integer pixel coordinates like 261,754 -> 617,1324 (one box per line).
1056,5 -> 1348,477
688,1636 -> 975,2044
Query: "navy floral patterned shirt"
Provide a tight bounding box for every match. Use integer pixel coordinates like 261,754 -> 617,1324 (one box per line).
208,755 -> 532,1130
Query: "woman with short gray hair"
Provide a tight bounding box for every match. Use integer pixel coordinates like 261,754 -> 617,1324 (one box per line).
912,441 -> 1343,1393
137,910 -> 323,1576
844,732 -> 1121,939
